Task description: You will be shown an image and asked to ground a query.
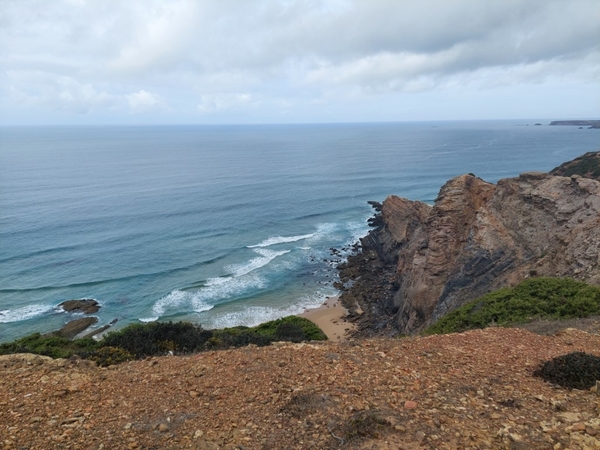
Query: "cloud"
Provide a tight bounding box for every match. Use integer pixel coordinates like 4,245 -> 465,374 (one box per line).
197,93 -> 257,113
6,72 -> 120,114
1,0 -> 598,123
6,70 -> 164,115
126,89 -> 165,114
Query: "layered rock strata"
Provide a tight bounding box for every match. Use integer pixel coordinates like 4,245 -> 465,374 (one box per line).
339,152 -> 600,335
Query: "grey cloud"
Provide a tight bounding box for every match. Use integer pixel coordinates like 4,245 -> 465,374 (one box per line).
1,0 -> 598,122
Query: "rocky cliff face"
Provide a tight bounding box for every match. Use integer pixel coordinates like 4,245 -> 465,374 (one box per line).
339,152 -> 600,335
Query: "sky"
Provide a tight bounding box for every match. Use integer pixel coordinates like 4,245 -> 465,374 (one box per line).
1,0 -> 599,125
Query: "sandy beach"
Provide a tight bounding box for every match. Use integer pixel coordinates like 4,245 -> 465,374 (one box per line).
299,296 -> 355,341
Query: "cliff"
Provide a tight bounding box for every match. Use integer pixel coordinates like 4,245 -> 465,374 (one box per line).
339,151 -> 600,335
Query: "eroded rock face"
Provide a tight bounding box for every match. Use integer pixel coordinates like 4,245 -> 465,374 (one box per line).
340,153 -> 600,335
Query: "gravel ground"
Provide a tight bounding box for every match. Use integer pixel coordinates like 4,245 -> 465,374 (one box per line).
1,327 -> 600,449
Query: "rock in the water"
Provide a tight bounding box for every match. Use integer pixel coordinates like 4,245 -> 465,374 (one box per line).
52,317 -> 98,339
59,299 -> 100,314
339,152 -> 600,335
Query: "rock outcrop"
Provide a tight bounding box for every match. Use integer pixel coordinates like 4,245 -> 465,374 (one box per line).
49,317 -> 98,339
339,152 -> 600,335
59,299 -> 100,314
52,299 -> 103,339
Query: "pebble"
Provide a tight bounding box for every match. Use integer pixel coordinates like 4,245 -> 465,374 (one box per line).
158,423 -> 170,433
193,430 -> 204,439
404,400 -> 418,409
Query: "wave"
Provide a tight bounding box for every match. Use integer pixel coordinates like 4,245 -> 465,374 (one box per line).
225,248 -> 290,278
203,304 -> 306,329
0,254 -> 228,294
201,288 -> 338,329
145,288 -> 216,320
248,233 -> 315,248
0,304 -> 54,323
146,248 -> 291,320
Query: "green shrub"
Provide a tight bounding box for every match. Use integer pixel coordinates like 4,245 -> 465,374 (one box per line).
425,277 -> 600,335
0,315 -> 328,364
275,322 -> 306,342
218,330 -> 273,348
100,321 -> 214,358
85,346 -> 134,367
0,333 -> 98,359
252,316 -> 327,341
534,352 -> 600,389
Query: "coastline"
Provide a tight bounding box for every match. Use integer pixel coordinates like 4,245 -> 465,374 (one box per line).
298,296 -> 355,342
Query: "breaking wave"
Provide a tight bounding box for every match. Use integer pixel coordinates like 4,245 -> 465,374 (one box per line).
248,234 -> 315,248
0,304 -> 54,323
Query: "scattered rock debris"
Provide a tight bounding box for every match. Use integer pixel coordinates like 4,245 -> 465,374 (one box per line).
1,327 -> 600,449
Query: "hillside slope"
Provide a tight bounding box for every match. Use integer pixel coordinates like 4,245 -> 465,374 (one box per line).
2,328 -> 600,449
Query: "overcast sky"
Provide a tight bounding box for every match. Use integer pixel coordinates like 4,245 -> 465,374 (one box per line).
1,0 -> 599,125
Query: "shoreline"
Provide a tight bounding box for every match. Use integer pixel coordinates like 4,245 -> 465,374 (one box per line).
298,296 -> 355,342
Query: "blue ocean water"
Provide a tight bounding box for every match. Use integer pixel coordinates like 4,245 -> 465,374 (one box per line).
1,121 -> 598,342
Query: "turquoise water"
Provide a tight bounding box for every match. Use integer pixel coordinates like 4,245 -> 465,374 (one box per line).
1,121 -> 598,341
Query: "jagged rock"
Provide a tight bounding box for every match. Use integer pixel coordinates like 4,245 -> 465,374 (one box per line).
59,299 -> 100,314
340,152 -> 600,335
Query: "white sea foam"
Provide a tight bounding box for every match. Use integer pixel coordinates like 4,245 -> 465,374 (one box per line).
201,287 -> 338,330
203,304 -> 305,329
248,233 -> 315,248
139,317 -> 159,323
225,248 -> 290,278
151,288 -> 216,318
146,240 -> 300,320
307,222 -> 343,244
0,304 -> 53,323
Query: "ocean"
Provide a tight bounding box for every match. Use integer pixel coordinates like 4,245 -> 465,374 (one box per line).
1,121 -> 598,342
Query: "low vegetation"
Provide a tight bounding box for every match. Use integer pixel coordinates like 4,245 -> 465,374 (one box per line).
425,277 -> 600,335
0,316 -> 327,365
534,352 -> 600,390
342,411 -> 392,442
550,151 -> 600,180
0,333 -> 97,359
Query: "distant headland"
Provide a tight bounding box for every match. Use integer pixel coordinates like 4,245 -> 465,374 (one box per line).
549,120 -> 600,129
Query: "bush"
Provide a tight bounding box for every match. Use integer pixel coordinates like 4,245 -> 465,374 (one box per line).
85,346 -> 134,367
100,321 -> 214,358
211,330 -> 273,349
0,315 -> 328,365
0,333 -> 98,359
425,278 -> 600,335
252,316 -> 327,341
534,352 -> 600,389
275,322 -> 306,343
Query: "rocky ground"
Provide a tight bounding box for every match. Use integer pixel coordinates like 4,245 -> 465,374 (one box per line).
2,326 -> 600,450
